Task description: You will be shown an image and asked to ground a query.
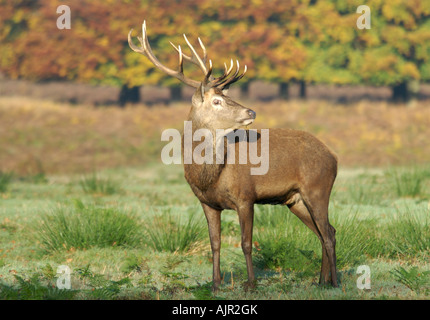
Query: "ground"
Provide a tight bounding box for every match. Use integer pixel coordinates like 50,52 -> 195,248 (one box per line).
0,96 -> 429,300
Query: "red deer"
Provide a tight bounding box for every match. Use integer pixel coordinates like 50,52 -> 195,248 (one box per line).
128,22 -> 339,290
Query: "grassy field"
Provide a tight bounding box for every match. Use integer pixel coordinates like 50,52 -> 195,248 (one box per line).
0,97 -> 429,300
0,164 -> 429,300
1,96 -> 430,174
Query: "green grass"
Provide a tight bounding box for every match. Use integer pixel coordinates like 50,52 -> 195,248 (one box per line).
253,206 -> 381,273
385,166 -> 430,198
0,274 -> 78,300
0,171 -> 13,193
37,200 -> 141,252
391,266 -> 430,295
79,172 -> 121,195
0,164 -> 429,300
253,205 -> 319,272
387,207 -> 430,257
142,208 -> 207,253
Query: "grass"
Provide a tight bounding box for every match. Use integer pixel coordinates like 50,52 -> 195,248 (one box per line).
0,274 -> 78,300
79,172 -> 121,195
0,164 -> 427,300
253,206 -> 381,272
253,206 -> 319,272
142,208 -> 207,253
385,166 -> 430,198
391,266 -> 430,295
0,171 -> 13,193
37,200 -> 141,252
387,207 -> 430,257
0,97 -> 429,300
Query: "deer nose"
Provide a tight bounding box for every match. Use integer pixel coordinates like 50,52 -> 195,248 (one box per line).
247,109 -> 256,119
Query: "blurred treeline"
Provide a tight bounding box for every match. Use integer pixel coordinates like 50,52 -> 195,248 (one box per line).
0,0 -> 429,104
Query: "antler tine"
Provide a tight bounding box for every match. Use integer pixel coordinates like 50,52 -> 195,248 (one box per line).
182,34 -> 208,75
225,63 -> 247,88
206,59 -> 233,87
128,21 -> 200,88
177,45 -> 184,74
225,59 -> 234,75
203,60 -> 213,84
169,36 -> 208,75
217,61 -> 247,90
197,37 -> 208,64
170,41 -> 189,59
212,59 -> 243,88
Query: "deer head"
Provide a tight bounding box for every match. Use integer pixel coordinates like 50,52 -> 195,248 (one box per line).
128,21 -> 256,133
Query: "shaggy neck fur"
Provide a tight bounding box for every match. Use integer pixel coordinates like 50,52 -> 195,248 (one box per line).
182,112 -> 227,192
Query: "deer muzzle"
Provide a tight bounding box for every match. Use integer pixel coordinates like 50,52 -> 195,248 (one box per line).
241,109 -> 256,126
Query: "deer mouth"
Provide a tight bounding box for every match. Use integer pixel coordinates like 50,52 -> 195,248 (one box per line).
241,118 -> 254,126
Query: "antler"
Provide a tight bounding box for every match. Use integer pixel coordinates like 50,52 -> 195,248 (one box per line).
171,39 -> 247,90
128,21 -> 201,88
170,35 -> 209,75
128,21 -> 247,90
209,59 -> 247,90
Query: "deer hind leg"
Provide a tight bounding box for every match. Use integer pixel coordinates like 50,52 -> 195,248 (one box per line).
287,193 -> 338,287
237,203 -> 256,289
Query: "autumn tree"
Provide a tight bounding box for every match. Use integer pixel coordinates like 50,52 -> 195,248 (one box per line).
345,0 -> 430,101
1,0 -> 159,104
1,0 -> 429,104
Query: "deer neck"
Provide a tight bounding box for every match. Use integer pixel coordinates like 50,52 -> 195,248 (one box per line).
182,116 -> 227,192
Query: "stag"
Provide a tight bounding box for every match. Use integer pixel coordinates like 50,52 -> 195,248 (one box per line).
128,22 -> 339,290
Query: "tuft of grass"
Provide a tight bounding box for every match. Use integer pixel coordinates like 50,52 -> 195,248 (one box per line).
142,208 -> 207,253
345,173 -> 388,206
330,209 -> 380,267
0,171 -> 13,193
387,207 -> 430,258
19,172 -> 48,184
37,200 -> 141,252
385,167 -> 430,198
79,172 -> 120,195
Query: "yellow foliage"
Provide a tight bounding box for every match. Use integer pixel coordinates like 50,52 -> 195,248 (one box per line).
400,62 -> 420,80
1,0 -> 429,88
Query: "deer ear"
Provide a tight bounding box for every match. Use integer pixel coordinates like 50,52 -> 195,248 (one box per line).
192,83 -> 205,106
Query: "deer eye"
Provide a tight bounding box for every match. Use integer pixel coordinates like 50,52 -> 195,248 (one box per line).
213,99 -> 221,105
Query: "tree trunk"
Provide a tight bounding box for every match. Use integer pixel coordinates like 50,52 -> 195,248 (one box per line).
119,85 -> 140,107
170,86 -> 183,101
299,80 -> 307,99
279,82 -> 289,100
391,82 -> 409,102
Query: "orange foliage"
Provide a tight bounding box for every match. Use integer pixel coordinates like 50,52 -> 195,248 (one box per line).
0,0 -> 429,87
